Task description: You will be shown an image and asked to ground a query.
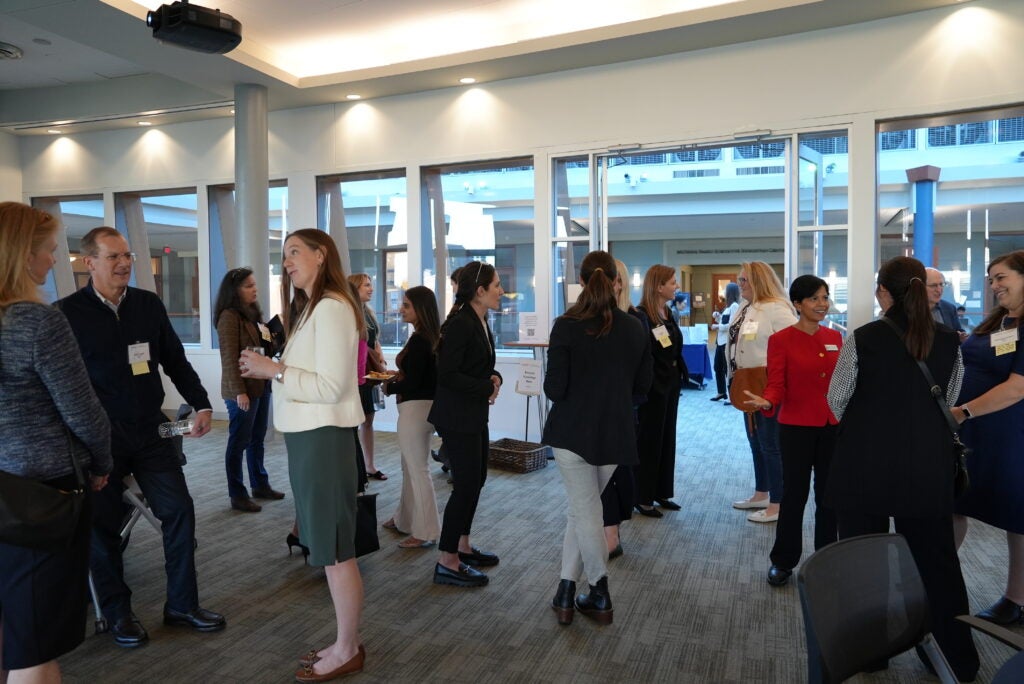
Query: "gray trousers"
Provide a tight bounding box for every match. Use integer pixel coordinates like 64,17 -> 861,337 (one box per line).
553,447 -> 616,585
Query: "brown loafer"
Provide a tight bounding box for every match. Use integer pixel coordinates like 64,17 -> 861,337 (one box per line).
230,496 -> 261,513
295,646 -> 364,682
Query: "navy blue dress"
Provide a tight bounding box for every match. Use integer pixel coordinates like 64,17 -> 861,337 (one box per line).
954,321 -> 1024,533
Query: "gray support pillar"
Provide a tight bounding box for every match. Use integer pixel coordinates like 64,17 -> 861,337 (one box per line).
120,194 -> 157,293
423,170 -> 448,313
234,84 -> 270,312
34,198 -> 76,296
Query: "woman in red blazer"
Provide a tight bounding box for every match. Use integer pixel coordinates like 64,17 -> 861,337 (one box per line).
743,275 -> 841,587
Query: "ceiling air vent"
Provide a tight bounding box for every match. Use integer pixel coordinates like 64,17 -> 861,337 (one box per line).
0,42 -> 24,60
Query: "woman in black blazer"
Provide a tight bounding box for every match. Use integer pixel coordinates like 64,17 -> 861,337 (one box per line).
631,264 -> 688,516
428,261 -> 504,588
826,256 -> 978,682
543,251 -> 652,626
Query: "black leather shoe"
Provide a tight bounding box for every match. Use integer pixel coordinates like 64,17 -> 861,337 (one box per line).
656,499 -> 681,511
110,613 -> 148,647
251,487 -> 285,500
634,504 -> 663,518
977,596 -> 1024,625
433,562 -> 489,587
458,546 -> 499,567
230,496 -> 261,512
163,606 -> 226,632
552,579 -> 576,625
575,577 -> 613,625
608,543 -> 623,560
767,565 -> 792,587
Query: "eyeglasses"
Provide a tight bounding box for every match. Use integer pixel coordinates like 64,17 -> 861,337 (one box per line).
737,277 -> 749,284
927,282 -> 946,290
92,252 -> 136,263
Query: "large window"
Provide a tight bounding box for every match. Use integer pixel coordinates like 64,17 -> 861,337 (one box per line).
317,170 -> 408,346
114,188 -> 199,343
31,194 -> 104,303
552,155 -> 591,317
421,158 -> 535,349
878,105 -> 1024,323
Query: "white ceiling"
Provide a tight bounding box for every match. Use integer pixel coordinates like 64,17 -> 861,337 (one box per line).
0,0 -> 971,135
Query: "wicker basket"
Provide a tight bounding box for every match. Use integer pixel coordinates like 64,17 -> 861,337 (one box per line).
488,438 -> 550,473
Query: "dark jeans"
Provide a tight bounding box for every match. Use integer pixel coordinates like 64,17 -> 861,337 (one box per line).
224,392 -> 270,498
437,427 -> 489,553
837,512 -> 979,681
769,423 -> 837,570
744,411 -> 783,502
91,417 -> 199,620
635,379 -> 680,505
713,344 -> 727,395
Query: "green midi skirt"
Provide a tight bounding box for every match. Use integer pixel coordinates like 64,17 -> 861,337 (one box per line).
284,426 -> 358,566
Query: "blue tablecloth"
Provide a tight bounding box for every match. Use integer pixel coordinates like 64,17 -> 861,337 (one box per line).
682,343 -> 712,389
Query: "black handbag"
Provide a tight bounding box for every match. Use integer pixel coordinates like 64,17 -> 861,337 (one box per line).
881,317 -> 970,498
0,431 -> 86,550
354,492 -> 380,557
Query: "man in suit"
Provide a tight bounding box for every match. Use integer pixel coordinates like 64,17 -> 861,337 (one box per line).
57,227 -> 225,648
925,267 -> 966,340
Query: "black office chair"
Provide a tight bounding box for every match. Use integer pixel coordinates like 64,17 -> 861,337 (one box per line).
796,533 -> 958,683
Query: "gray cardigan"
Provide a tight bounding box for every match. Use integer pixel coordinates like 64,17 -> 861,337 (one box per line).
0,301 -> 112,480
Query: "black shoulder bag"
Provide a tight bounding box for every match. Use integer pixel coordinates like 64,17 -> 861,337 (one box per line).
0,314 -> 87,550
881,317 -> 970,498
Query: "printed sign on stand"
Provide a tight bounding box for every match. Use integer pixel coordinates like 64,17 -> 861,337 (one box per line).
515,359 -> 543,396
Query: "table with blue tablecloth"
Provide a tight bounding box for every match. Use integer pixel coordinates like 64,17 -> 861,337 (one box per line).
682,343 -> 712,390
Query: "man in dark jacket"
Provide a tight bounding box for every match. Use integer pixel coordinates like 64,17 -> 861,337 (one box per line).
57,227 -> 224,647
926,267 -> 965,339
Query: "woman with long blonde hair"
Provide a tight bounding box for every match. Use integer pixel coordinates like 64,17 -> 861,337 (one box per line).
241,229 -> 368,681
631,264 -> 688,517
727,261 -> 796,523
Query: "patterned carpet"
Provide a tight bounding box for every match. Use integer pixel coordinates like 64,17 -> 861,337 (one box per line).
58,385 -> 1016,683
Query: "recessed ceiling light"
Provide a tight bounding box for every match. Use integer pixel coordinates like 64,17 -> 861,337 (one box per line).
459,77 -> 476,85
47,129 -> 62,134
346,94 -> 362,100
137,121 -> 152,126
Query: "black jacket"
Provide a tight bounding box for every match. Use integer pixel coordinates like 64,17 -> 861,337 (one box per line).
542,310 -> 653,466
56,283 -> 212,427
386,331 -> 436,403
827,313 -> 961,518
428,305 -> 502,433
630,305 -> 688,395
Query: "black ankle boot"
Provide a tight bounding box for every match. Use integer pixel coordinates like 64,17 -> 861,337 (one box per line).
552,579 -> 576,625
575,576 -> 613,625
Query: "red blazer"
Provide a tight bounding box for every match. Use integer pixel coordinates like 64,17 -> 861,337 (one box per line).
762,325 -> 842,427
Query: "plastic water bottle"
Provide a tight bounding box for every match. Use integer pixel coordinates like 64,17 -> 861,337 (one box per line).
158,418 -> 194,438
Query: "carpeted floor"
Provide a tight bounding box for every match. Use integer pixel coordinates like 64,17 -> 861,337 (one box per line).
57,386 -> 1016,683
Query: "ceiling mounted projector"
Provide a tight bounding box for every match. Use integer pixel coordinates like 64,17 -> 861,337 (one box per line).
146,1 -> 242,54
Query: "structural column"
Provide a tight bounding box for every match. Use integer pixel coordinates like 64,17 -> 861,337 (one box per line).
234,83 -> 270,312
907,165 -> 941,268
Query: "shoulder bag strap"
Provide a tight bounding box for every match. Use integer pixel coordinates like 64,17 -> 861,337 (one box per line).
879,316 -> 960,437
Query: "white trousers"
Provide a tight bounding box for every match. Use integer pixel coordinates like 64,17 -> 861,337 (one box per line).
553,447 -> 616,585
392,400 -> 441,541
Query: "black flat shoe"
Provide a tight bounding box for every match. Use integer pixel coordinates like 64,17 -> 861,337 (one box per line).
710,394 -> 726,401
634,504 -> 663,518
433,562 -> 489,588
458,546 -> 500,567
163,605 -> 226,632
552,579 -> 576,625
656,499 -> 681,511
977,596 -> 1024,625
110,613 -> 148,647
767,564 -> 792,587
608,543 -> 623,560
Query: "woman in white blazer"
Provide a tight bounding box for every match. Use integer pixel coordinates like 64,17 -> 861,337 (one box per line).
241,229 -> 367,683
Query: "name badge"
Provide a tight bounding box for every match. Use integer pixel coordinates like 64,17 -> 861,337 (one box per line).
128,341 -> 151,376
991,328 -> 1018,356
741,320 -> 759,341
651,324 -> 672,348
824,344 -> 839,352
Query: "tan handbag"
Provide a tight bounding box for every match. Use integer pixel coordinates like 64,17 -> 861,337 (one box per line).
729,366 -> 768,413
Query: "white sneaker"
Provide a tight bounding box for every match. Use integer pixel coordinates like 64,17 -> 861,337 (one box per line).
732,498 -> 769,510
747,509 -> 779,523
